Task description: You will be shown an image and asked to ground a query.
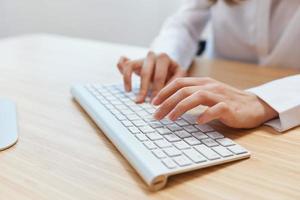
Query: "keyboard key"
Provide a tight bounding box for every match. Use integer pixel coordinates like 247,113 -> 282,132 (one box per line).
139,126 -> 155,133
146,107 -> 156,114
217,138 -> 235,146
135,134 -> 148,142
167,124 -> 183,131
162,158 -> 177,169
96,96 -> 105,101
115,105 -> 128,110
174,130 -> 191,138
182,115 -> 197,124
128,127 -> 140,134
175,119 -> 189,126
195,124 -> 214,132
154,140 -> 172,148
115,114 -> 127,120
144,115 -> 156,122
147,132 -> 163,141
120,98 -> 131,103
125,92 -> 136,99
137,110 -> 149,117
143,141 -> 157,150
100,99 -> 109,105
106,96 -> 117,101
152,149 -> 167,159
132,120 -> 147,127
160,118 -> 174,125
164,134 -> 181,142
110,100 -> 123,105
156,127 -> 172,135
173,141 -> 190,150
115,94 -> 126,99
194,145 -> 220,160
183,149 -> 207,163
183,125 -> 198,133
109,109 -> 120,115
212,146 -> 234,157
110,89 -> 120,94
173,155 -> 192,167
184,137 -> 201,145
105,104 -> 114,109
126,114 -> 140,121
202,138 -> 219,147
192,132 -> 208,140
206,131 -> 224,139
148,121 -> 163,128
122,120 -> 133,127
163,147 -> 182,157
130,105 -> 143,111
121,109 -> 134,115
124,102 -> 136,107
140,103 -> 153,109
227,145 -> 248,155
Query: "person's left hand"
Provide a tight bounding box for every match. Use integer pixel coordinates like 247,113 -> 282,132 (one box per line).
152,77 -> 278,129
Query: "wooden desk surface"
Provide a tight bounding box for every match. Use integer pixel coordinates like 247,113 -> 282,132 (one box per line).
0,35 -> 299,200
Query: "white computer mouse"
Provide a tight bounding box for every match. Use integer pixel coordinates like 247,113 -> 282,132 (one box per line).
0,99 -> 18,151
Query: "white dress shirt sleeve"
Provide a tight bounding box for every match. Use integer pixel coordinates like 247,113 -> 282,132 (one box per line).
247,74 -> 300,132
150,0 -> 212,69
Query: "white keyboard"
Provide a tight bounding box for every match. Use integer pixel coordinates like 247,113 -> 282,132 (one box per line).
71,84 -> 251,191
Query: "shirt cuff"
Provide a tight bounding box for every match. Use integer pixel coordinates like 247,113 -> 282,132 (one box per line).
247,75 -> 300,132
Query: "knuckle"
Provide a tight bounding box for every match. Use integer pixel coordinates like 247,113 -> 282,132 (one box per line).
179,87 -> 190,96
213,83 -> 224,92
154,76 -> 164,83
124,62 -> 134,69
154,72 -> 166,83
173,78 -> 184,86
174,102 -> 185,113
202,77 -> 213,82
164,100 -> 174,109
219,102 -> 229,112
195,90 -> 208,99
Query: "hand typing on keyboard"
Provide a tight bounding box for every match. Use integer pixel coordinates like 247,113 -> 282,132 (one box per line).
117,52 -> 187,103
152,77 -> 278,129
117,53 -> 277,130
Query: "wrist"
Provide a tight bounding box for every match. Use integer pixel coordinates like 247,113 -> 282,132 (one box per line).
256,95 -> 279,122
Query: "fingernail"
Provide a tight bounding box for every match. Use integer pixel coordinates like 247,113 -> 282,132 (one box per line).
168,113 -> 176,121
153,109 -> 162,120
135,95 -> 143,103
152,97 -> 159,105
197,117 -> 206,124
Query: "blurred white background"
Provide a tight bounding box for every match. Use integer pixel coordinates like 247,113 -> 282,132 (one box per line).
0,0 -> 183,46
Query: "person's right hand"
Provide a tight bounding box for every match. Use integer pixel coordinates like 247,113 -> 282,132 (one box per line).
117,51 -> 187,103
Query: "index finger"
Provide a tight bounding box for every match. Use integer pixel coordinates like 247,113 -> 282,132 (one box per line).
135,52 -> 156,103
152,77 -> 208,105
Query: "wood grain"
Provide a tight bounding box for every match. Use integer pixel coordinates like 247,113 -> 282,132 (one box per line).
0,35 -> 299,200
